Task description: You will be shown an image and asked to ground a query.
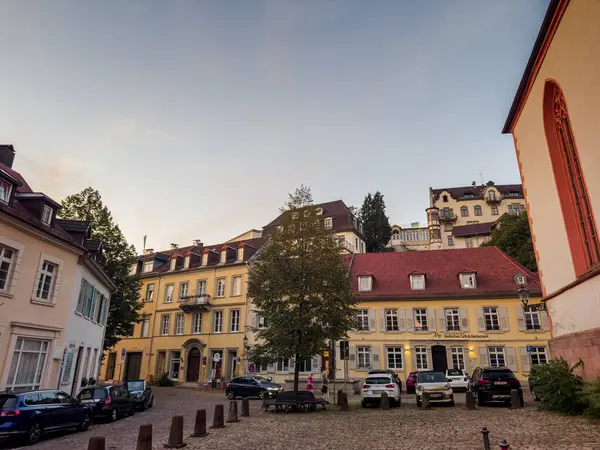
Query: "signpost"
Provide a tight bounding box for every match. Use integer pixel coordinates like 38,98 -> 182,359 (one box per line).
526,345 -> 534,353
340,341 -> 349,396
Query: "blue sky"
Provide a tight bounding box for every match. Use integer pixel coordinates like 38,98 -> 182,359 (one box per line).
0,0 -> 549,251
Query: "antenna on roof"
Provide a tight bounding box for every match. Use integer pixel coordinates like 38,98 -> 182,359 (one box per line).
143,235 -> 147,252
478,173 -> 484,186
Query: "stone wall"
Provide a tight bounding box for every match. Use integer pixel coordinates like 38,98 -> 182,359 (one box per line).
548,327 -> 600,381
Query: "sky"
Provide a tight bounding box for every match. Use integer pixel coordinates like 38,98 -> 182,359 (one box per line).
0,0 -> 549,252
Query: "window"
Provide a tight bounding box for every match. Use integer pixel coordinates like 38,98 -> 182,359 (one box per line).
184,256 -> 190,268
358,276 -> 372,292
451,347 -> 465,370
141,317 -> 150,337
298,358 -> 312,372
41,205 -> 53,225
216,278 -> 226,297
230,309 -> 240,332
386,347 -> 403,370
219,250 -> 226,264
474,205 -> 482,216
62,351 -> 75,383
96,294 -> 106,323
175,314 -> 184,335
357,346 -> 371,369
488,347 -> 505,367
236,248 -> 243,261
489,190 -> 496,201
447,236 -> 454,247
0,180 -> 12,203
36,260 -> 57,301
197,279 -> 207,296
384,309 -> 399,331
192,312 -> 202,334
324,217 -> 333,229
6,338 -> 49,391
460,206 -> 469,217
524,309 -> 541,331
483,307 -> 500,331
142,261 -> 153,273
460,273 -> 477,288
410,274 -> 425,290
443,223 -> 453,232
213,311 -> 223,333
145,284 -> 155,302
442,195 -> 448,202
276,359 -> 289,372
445,308 -> 460,331
170,258 -> 177,271
0,245 -> 15,292
202,253 -> 208,266
164,285 -> 174,303
179,282 -> 188,300
508,204 -> 522,215
465,238 -> 474,248
169,351 -> 181,379
491,205 -> 499,215
160,315 -> 170,335
232,276 -> 242,296
356,309 -> 369,331
415,346 -> 428,370
529,346 -> 548,366
414,309 -> 428,331
257,313 -> 267,329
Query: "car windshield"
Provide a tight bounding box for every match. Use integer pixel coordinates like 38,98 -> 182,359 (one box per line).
482,370 -> 516,380
0,395 -> 17,409
447,369 -> 463,376
418,372 -> 447,383
126,381 -> 145,391
78,388 -> 107,400
365,377 -> 392,385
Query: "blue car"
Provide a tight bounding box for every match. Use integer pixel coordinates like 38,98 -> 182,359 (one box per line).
0,390 -> 91,445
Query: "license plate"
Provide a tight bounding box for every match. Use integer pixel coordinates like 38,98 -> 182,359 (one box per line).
429,393 -> 442,399
495,381 -> 507,385
80,399 -> 96,403
492,395 -> 510,400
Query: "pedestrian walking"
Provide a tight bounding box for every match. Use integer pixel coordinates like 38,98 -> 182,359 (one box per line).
306,373 -> 315,392
321,370 -> 329,402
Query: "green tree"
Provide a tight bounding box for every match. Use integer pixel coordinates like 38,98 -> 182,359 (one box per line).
359,192 -> 392,253
60,187 -> 142,350
482,212 -> 537,271
248,185 -> 357,393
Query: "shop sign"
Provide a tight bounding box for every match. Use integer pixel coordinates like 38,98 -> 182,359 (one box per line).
433,331 -> 489,340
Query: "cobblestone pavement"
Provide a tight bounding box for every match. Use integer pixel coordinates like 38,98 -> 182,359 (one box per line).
5,388 -> 600,450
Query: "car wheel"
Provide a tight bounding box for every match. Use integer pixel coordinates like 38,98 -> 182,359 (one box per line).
25,422 -> 42,445
110,408 -> 118,422
148,396 -> 154,408
361,399 -> 367,408
78,412 -> 91,431
258,390 -> 266,400
449,396 -> 455,407
227,390 -> 235,400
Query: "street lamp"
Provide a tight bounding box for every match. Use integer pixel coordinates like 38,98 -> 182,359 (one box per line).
242,335 -> 249,375
517,286 -> 530,307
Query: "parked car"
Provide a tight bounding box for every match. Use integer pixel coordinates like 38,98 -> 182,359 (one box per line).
406,372 -> 418,394
445,368 -> 469,391
361,373 -> 401,408
415,371 -> 454,407
124,380 -> 154,410
225,376 -> 282,400
368,369 -> 403,392
0,390 -> 91,446
77,385 -> 135,421
469,366 -> 523,406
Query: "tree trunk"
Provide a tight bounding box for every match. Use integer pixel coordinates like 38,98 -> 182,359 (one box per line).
293,352 -> 300,393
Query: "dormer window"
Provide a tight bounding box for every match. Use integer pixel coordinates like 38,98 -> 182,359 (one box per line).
0,180 -> 11,203
219,250 -> 226,264
41,205 -> 53,225
169,258 -> 177,271
237,248 -> 244,261
129,264 -> 137,276
202,253 -> 208,266
316,208 -> 323,215
410,274 -> 425,290
358,275 -> 373,292
184,256 -> 190,269
324,218 -> 333,229
460,273 -> 477,289
514,273 -> 527,286
442,195 -> 448,202
142,261 -> 153,273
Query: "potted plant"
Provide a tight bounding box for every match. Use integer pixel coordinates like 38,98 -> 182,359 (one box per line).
80,377 -> 89,387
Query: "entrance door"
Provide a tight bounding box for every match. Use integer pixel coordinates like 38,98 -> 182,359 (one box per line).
431,345 -> 448,372
227,350 -> 237,380
105,353 -> 117,380
186,348 -> 201,382
70,347 -> 84,396
124,352 -> 142,381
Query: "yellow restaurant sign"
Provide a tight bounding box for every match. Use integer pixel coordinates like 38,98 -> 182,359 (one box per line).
433,332 -> 490,340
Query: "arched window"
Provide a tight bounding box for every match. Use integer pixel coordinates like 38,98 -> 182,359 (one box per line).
474,205 -> 482,216
460,206 -> 469,217
543,81 -> 599,275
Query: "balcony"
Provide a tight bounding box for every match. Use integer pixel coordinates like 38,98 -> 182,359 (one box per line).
485,194 -> 501,204
179,293 -> 212,313
339,240 -> 355,253
439,211 -> 457,223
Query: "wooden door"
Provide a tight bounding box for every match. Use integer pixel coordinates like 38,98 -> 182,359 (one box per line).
186,348 -> 201,382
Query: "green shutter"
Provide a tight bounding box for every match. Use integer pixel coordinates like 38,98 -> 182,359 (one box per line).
76,279 -> 86,313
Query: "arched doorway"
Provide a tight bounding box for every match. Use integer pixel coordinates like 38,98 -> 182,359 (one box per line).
431,345 -> 448,372
186,348 -> 201,382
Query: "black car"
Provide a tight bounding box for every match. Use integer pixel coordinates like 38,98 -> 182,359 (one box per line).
368,369 -> 403,393
225,376 -> 282,400
124,380 -> 154,410
469,366 -> 523,406
77,385 -> 135,422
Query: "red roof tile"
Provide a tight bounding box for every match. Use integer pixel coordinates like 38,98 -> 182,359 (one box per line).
350,247 -> 540,299
432,184 -> 523,201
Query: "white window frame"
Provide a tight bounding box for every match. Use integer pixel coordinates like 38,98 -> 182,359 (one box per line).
141,316 -> 150,337
0,243 -> 17,294
483,307 -> 500,331
219,250 -> 226,264
160,315 -> 170,336
236,248 -> 243,261
447,236 -> 454,247
386,346 -> 403,370
202,253 -> 208,266
530,346 -> 548,366
460,273 -> 477,289
356,309 -> 369,331
276,359 -> 289,372
142,261 -> 153,273
41,205 -> 53,225
451,347 -> 465,370
414,308 -> 428,331
164,284 -> 174,303
169,258 -> 176,271
445,308 -> 460,331
410,274 -> 425,290
358,276 -> 372,292
192,312 -> 202,334
197,279 -> 207,296
257,314 -> 267,329
175,314 -> 184,335
231,276 -> 242,296
474,205 -> 482,216
33,254 -> 63,303
525,309 -> 541,331
145,284 -> 155,302
184,256 -> 190,268
216,278 -> 226,297
230,309 -> 240,332
6,338 -> 49,391
0,179 -> 12,203
324,217 -> 333,229
213,311 -> 223,333
415,346 -> 428,370
179,282 -> 188,300
488,346 -> 506,367
385,309 -> 399,331
357,346 -> 371,369
491,205 -> 499,215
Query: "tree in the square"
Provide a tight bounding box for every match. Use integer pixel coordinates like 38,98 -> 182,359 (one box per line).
359,191 -> 392,253
60,187 -> 143,350
248,185 -> 357,393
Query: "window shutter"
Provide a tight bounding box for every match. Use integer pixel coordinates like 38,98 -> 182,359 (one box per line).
411,350 -> 417,372
446,347 -> 453,369
372,347 -> 380,369
506,347 -> 518,372
311,357 -> 320,373
368,309 -> 376,332
500,307 -> 510,331
427,308 -> 436,331
349,345 -> 356,370
519,347 -> 531,373
476,308 -> 485,332
463,346 -> 471,374
397,309 -> 406,332
478,347 -> 489,367
379,309 -> 386,332
426,347 -> 432,370
76,279 -> 86,313
407,310 -> 415,332
267,363 -> 275,373
251,311 -> 258,329
517,306 -> 526,331
437,308 -> 446,332
460,308 -> 469,332
540,311 -> 550,331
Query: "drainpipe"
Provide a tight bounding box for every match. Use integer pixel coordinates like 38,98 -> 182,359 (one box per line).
146,275 -> 162,381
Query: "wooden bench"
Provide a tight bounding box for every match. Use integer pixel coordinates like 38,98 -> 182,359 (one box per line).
263,390 -> 329,412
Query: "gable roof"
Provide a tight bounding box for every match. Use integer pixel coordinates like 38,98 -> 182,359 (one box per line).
349,247 -> 540,299
432,184 -> 523,201
263,200 -> 352,228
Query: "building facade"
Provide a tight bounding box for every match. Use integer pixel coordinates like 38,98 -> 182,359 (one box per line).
502,0 -> 600,378
0,146 -> 114,394
387,224 -> 432,252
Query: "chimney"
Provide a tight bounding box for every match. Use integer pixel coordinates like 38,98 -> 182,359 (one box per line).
170,243 -> 178,249
144,248 -> 154,255
0,145 -> 15,168
193,239 -> 203,247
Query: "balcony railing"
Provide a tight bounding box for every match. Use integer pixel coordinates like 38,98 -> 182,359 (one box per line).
439,211 -> 457,222
485,195 -> 501,204
179,293 -> 211,312
339,240 -> 355,253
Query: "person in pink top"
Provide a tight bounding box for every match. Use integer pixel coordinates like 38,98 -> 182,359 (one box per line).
306,374 -> 315,392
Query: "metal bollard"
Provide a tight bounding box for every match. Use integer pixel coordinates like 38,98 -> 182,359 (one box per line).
241,397 -> 250,417
136,424 -> 152,450
88,436 -> 106,450
380,392 -> 390,410
499,439 -> 510,449
226,400 -> 240,423
481,427 -> 491,450
422,392 -> 431,409
163,416 -> 186,449
465,391 -> 476,410
210,404 -> 226,429
190,409 -> 208,438
339,391 -> 349,411
510,389 -> 522,408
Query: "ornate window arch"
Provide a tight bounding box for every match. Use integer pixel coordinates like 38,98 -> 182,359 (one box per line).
543,80 -> 599,276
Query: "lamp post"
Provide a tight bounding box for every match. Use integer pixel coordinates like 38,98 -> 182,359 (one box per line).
242,335 -> 248,375
517,285 -> 546,311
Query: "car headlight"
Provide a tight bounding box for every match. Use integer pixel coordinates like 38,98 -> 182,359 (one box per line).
444,384 -> 451,391
418,385 -> 424,391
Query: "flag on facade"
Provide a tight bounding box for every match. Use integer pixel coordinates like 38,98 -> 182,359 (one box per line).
411,222 -> 420,228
